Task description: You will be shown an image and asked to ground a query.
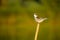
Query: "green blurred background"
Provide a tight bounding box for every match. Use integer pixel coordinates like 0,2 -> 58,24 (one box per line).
0,0 -> 60,40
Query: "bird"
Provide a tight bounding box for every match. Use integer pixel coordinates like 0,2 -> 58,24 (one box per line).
34,13 -> 47,23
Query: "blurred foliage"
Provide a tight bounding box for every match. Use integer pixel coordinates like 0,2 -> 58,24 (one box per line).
0,0 -> 60,40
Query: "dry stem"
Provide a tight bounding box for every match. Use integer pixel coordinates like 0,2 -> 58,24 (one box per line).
34,23 -> 40,40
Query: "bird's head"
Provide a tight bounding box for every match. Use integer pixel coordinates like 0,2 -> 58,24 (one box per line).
34,13 -> 38,18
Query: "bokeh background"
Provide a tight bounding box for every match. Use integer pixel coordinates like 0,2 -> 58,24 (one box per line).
0,0 -> 60,40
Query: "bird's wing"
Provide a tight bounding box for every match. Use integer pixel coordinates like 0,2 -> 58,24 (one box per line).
39,18 -> 47,22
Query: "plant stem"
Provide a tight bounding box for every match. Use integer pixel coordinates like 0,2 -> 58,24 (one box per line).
34,23 -> 40,40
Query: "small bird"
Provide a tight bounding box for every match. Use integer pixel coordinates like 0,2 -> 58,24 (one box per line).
34,13 -> 47,23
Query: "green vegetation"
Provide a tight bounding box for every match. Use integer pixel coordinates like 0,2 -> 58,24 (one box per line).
0,0 -> 60,40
